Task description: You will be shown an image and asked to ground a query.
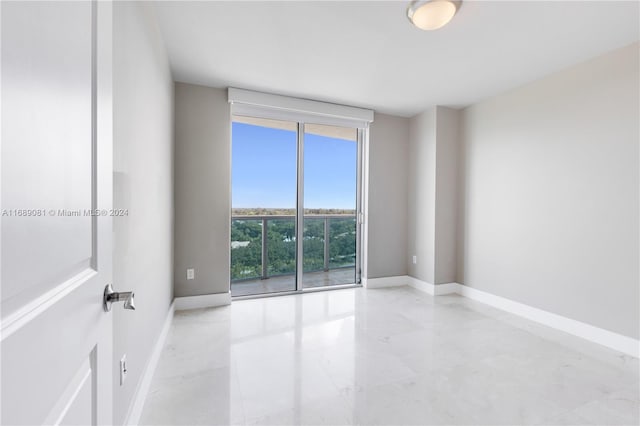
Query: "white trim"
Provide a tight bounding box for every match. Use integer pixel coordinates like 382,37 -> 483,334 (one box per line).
404,276 -> 459,295
228,87 -> 374,124
363,275 -> 457,293
174,292 -> 232,311
0,268 -> 97,341
368,275 -> 639,357
456,285 -> 640,358
433,282 -> 460,295
363,275 -> 408,289
231,103 -> 370,130
399,277 -> 640,358
295,122 -> 304,290
360,127 -> 370,283
406,276 -> 434,295
125,301 -> 175,426
44,358 -> 92,425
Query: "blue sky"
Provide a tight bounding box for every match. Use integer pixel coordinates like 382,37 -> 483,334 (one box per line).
232,122 -> 356,209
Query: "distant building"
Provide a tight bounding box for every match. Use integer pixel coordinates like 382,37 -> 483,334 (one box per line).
231,241 -> 251,249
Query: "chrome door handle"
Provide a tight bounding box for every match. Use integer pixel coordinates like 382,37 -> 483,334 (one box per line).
103,284 -> 136,312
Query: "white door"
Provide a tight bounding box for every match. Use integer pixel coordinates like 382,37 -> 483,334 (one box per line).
1,1 -> 113,424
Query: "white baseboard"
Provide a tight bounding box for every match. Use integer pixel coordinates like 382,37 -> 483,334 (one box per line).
365,275 -> 459,295
405,276 -> 458,295
125,301 -> 175,426
406,276 -> 434,294
363,275 -> 408,289
456,285 -> 640,358
365,274 -> 639,358
174,292 -> 232,311
433,282 -> 460,295
399,276 -> 639,358
123,292 -> 232,425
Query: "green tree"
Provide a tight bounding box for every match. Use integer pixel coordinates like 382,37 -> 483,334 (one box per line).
230,213 -> 356,281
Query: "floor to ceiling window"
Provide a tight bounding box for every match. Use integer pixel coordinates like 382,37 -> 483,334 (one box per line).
230,110 -> 365,298
302,124 -> 359,289
230,116 -> 298,296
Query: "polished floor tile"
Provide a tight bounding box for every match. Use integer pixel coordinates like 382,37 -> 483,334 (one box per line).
139,286 -> 639,425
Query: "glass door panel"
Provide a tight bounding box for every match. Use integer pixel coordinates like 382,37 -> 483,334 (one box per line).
302,123 -> 358,289
230,115 -> 297,296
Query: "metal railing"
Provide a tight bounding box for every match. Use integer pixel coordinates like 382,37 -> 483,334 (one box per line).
231,214 -> 356,281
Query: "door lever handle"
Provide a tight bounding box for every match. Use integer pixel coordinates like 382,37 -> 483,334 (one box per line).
103,284 -> 136,312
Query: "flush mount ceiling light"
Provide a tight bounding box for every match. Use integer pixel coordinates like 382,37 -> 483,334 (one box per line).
407,0 -> 461,31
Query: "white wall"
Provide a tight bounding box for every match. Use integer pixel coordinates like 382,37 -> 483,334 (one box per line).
174,83 -> 231,297
459,42 -> 639,339
367,114 -> 410,279
113,2 -> 174,424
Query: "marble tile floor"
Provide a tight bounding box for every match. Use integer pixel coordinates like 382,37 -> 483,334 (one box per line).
140,286 -> 639,425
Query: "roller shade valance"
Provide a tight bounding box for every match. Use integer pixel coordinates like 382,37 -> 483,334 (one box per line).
228,87 -> 374,129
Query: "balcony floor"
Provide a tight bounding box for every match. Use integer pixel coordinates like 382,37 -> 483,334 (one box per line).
231,268 -> 356,297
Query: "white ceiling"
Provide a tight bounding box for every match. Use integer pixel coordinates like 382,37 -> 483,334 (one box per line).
153,1 -> 639,117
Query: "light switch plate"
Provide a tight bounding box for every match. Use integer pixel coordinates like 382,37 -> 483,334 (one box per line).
187,268 -> 195,280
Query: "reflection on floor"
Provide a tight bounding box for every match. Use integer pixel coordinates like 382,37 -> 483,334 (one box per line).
140,285 -> 639,425
231,268 -> 355,297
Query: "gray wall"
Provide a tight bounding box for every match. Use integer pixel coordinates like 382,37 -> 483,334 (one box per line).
113,2 -> 174,424
408,108 -> 437,283
434,107 -> 461,284
407,106 -> 461,284
459,42 -> 639,339
367,113 -> 410,279
174,83 -> 231,297
173,93 -> 407,286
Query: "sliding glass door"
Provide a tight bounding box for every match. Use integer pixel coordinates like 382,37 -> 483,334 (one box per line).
231,115 -> 362,297
230,117 -> 298,296
302,124 -> 359,289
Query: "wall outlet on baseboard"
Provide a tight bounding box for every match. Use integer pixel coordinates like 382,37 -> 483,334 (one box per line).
120,354 -> 127,386
412,255 -> 417,265
186,268 -> 195,280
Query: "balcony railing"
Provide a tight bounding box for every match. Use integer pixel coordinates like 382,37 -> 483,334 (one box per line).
230,214 -> 356,282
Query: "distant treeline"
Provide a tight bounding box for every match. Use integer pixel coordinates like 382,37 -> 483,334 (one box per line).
232,208 -> 356,216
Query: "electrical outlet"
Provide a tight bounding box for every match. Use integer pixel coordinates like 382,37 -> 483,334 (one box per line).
412,255 -> 417,265
187,268 -> 195,280
120,354 -> 127,386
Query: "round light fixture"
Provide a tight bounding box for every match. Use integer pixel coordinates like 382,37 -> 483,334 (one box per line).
407,0 -> 461,31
